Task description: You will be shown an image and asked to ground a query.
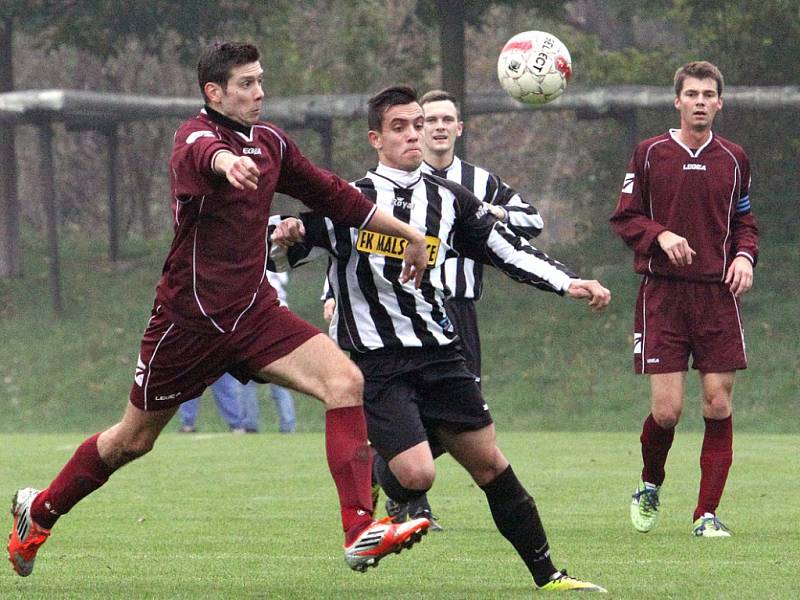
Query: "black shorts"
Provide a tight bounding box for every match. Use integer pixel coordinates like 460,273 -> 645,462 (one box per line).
445,298 -> 481,382
352,345 -> 493,461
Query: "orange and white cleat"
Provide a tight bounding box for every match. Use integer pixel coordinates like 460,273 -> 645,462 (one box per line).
8,488 -> 50,577
344,516 -> 429,572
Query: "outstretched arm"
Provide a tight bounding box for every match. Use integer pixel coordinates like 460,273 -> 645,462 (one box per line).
564,279 -> 611,311
451,182 -> 610,310
480,222 -> 611,310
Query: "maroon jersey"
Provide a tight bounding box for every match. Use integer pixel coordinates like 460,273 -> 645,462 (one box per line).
156,107 -> 376,333
610,130 -> 758,282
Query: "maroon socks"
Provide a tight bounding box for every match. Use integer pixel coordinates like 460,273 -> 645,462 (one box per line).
30,433 -> 116,530
324,406 -> 374,544
694,415 -> 733,520
639,413 -> 675,486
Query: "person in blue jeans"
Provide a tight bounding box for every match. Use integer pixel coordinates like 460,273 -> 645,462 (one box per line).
264,271 -> 298,433
179,373 -> 256,433
179,373 -> 296,433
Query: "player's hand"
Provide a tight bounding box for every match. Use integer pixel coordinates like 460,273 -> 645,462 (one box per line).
323,298 -> 336,322
214,151 -> 260,190
271,218 -> 305,249
226,155 -> 260,190
566,279 -> 611,311
401,232 -> 428,289
725,255 -> 753,297
657,230 -> 696,267
486,203 -> 506,221
213,152 -> 260,190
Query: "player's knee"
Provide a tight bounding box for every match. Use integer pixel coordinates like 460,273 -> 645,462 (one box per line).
465,450 -> 508,486
113,434 -> 157,466
396,463 -> 436,492
651,406 -> 681,429
703,394 -> 731,419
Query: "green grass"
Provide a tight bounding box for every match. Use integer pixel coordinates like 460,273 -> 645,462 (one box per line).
1,229 -> 797,433
1,432 -> 797,599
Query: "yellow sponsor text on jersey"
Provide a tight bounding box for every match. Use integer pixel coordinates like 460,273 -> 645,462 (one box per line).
355,230 -> 440,266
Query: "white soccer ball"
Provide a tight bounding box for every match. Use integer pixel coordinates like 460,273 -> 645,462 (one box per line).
497,31 -> 572,105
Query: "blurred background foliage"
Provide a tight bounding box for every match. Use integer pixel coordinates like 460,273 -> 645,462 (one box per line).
1,0 -> 796,243
0,1 -> 797,431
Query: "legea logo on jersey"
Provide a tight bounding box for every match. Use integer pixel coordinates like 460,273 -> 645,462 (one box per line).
621,173 -> 635,194
683,163 -> 707,171
243,147 -> 262,155
633,333 -> 642,355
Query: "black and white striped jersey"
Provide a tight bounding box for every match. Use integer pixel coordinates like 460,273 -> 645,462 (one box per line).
422,157 -> 543,300
271,163 -> 576,353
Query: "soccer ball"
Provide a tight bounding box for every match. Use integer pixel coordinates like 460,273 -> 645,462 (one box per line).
497,31 -> 572,105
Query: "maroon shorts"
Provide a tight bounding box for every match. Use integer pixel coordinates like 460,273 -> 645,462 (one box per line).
129,303 -> 319,411
633,276 -> 747,375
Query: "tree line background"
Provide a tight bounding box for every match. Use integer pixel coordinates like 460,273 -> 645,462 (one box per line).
1,0 -> 797,253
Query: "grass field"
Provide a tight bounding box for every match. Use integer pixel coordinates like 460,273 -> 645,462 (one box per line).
1,431 -> 798,599
1,231 -> 798,433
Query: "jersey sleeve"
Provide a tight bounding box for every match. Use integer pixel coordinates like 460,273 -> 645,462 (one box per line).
451,185 -> 576,295
479,223 -> 576,295
267,212 -> 334,272
609,145 -> 668,254
170,120 -> 232,198
730,154 -> 759,266
488,174 -> 544,239
276,134 -> 375,228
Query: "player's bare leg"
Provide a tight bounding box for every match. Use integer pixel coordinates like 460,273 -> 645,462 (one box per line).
97,403 -> 180,468
9,403 -> 177,576
437,425 -> 606,592
693,371 -> 734,537
257,334 -> 429,570
650,372 -> 685,430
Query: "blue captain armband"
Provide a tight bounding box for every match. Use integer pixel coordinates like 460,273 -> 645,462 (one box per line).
736,194 -> 751,214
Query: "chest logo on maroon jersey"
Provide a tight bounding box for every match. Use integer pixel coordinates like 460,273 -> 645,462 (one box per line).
621,173 -> 634,193
682,163 -> 707,171
186,130 -> 215,144
243,147 -> 262,155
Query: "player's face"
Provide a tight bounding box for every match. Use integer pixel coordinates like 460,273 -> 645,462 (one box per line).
674,76 -> 722,132
422,100 -> 462,158
208,61 -> 265,127
369,103 -> 425,171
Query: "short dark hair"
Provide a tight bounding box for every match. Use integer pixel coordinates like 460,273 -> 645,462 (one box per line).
674,61 -> 724,97
367,85 -> 418,132
419,89 -> 461,117
198,42 -> 260,102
